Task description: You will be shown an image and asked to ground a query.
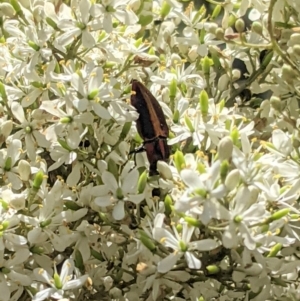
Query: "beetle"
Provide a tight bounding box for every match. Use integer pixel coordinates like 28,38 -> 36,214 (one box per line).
130,79 -> 170,175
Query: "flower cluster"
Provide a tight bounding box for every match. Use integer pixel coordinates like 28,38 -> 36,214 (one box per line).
0,0 -> 299,300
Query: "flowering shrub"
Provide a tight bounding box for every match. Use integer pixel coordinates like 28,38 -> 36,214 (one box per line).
0,0 -> 300,300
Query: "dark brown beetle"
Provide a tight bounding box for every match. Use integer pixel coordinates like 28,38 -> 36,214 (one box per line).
130,80 -> 170,175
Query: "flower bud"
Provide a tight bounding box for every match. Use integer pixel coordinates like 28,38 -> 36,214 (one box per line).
282,64 -> 297,84
138,13 -> 153,26
215,28 -> 224,39
18,159 -> 31,181
199,90 -> 209,116
230,127 -> 240,146
292,45 -> 300,56
1,120 -> 13,138
184,216 -> 201,227
46,17 -> 58,29
211,5 -> 222,19
88,89 -> 99,100
33,170 -> 44,190
0,3 -> 15,17
28,40 -> 40,51
160,0 -> 171,18
164,194 -> 173,217
173,109 -> 179,123
10,0 -> 21,14
137,170 -> 148,193
174,150 -> 185,172
232,69 -> 241,81
235,18 -> 245,33
184,114 -> 194,132
206,265 -> 220,274
264,208 -> 290,224
60,116 -> 72,124
225,169 -> 240,190
157,161 -> 173,180
218,136 -> 233,161
4,157 -> 11,171
251,21 -> 263,35
270,96 -> 282,111
267,243 -> 282,257
169,78 -> 177,98
220,160 -> 229,182
65,200 -> 82,211
139,230 -> 156,251
202,56 -> 212,75
290,33 -> 300,46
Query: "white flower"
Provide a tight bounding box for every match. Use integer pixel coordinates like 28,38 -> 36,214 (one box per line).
153,220 -> 218,273
92,165 -> 144,220
33,259 -> 88,301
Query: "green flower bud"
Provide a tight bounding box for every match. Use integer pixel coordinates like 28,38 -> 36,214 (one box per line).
46,17 -> 58,30
0,199 -> 9,210
64,200 -> 82,211
10,0 -> 21,14
199,90 -> 209,116
184,216 -> 201,227
206,265 -> 220,274
230,128 -> 240,146
179,240 -> 188,252
164,194 -> 173,217
169,78 -> 177,98
139,230 -> 156,251
0,82 -> 7,100
251,21 -> 263,35
30,245 -> 45,254
228,15 -> 236,27
33,170 -> 44,190
202,56 -> 212,75
103,61 -> 117,69
215,28 -> 224,39
0,221 -> 9,231
40,219 -> 52,228
235,18 -> 245,33
234,215 -> 243,223
270,96 -> 282,111
173,109 -> 180,123
59,116 -> 72,124
267,243 -> 282,257
116,187 -> 123,200
18,159 -> 31,181
88,89 -> 99,100
98,30 -> 106,42
174,150 -> 185,172
220,160 -> 229,182
138,170 -> 148,193
160,0 -> 171,18
218,136 -> 233,161
28,40 -> 40,51
197,162 -> 206,174
264,208 -> 290,224
176,223 -> 183,233
4,157 -> 12,171
211,5 -> 222,19
54,272 -> 63,289
184,114 -> 194,132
